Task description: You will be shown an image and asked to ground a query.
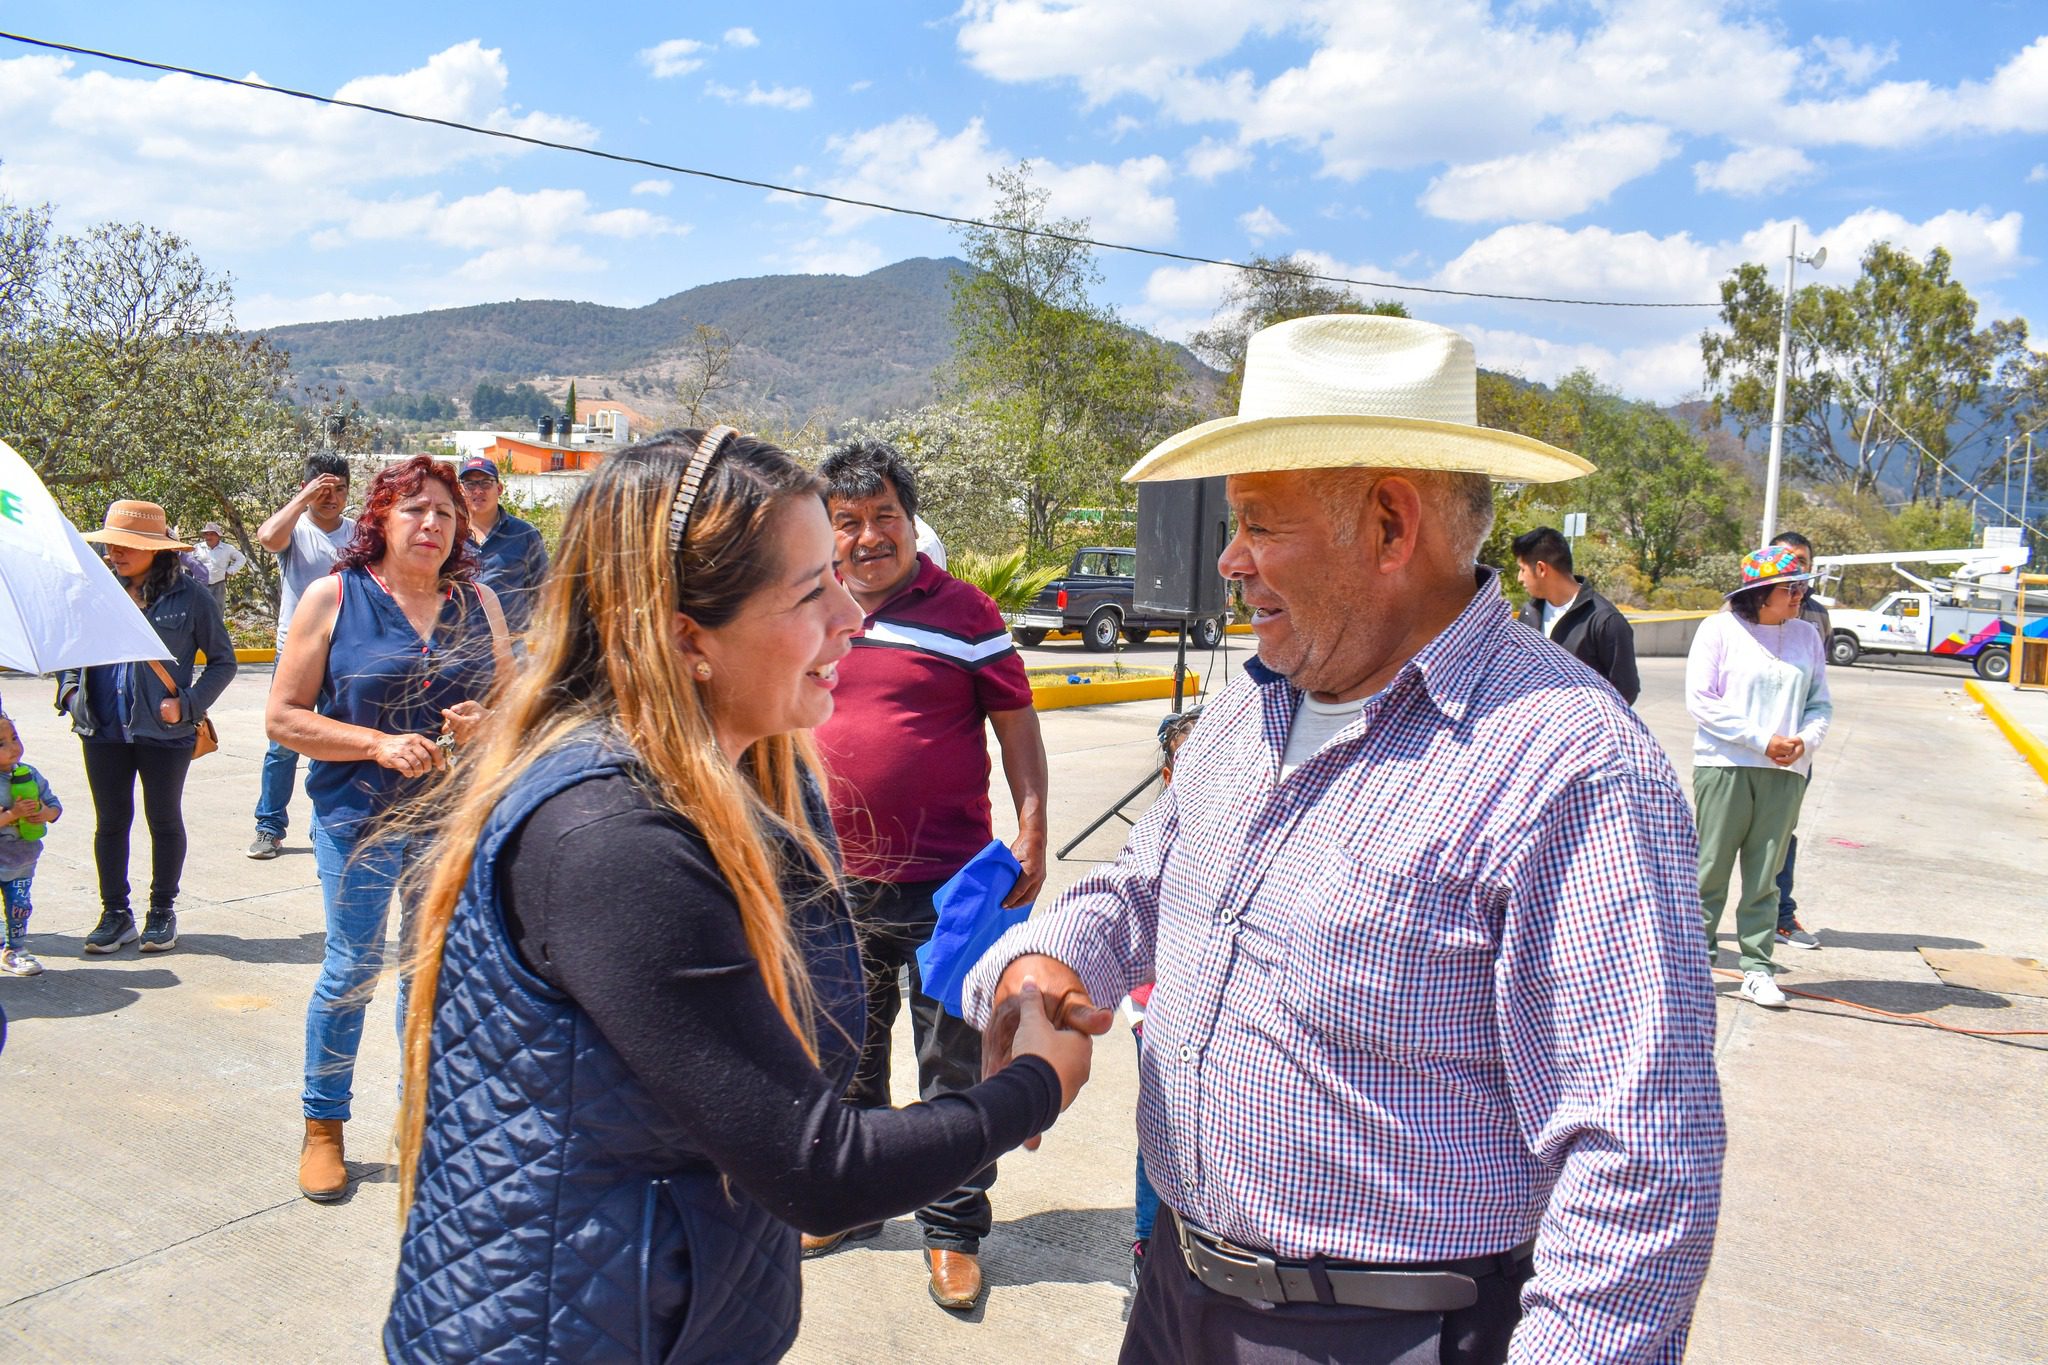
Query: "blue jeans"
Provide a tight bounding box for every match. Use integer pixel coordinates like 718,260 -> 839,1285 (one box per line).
1775,833 -> 1800,929
1133,1031 -> 1160,1241
304,821 -> 411,1121
255,739 -> 299,839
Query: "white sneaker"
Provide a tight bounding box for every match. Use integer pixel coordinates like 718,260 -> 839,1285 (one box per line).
0,946 -> 45,976
1739,970 -> 1787,1008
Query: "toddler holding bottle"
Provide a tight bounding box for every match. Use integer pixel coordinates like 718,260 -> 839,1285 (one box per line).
0,714 -> 63,976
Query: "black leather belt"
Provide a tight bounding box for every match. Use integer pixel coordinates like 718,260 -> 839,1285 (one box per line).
1175,1216 -> 1535,1313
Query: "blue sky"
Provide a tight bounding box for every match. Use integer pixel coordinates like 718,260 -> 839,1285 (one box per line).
1,1 -> 2043,402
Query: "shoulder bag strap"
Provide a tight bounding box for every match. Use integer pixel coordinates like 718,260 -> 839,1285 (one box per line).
145,659 -> 179,697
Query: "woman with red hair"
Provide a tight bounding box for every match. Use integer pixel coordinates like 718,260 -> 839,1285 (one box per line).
267,455 -> 512,1201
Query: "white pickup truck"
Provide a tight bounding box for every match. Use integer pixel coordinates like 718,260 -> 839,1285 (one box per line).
1827,590 -> 2018,681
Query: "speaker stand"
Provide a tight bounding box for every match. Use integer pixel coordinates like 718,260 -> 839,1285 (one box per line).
1056,621 -> 1189,862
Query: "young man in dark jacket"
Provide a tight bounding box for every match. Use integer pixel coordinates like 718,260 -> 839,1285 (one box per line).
1512,526 -> 1641,704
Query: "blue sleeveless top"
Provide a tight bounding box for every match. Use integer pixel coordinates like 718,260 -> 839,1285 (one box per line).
307,566 -> 496,839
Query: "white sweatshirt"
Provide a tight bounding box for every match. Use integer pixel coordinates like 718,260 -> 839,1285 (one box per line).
1686,608 -> 1832,778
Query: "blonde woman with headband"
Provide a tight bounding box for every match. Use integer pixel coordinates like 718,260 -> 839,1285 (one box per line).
384,430 -> 1091,1364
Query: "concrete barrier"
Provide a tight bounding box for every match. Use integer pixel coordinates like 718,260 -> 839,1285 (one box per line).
1029,666 -> 1201,711
1622,610 -> 1714,657
1965,679 -> 2048,787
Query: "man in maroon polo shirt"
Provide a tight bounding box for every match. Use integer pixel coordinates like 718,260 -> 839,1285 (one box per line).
807,441 -> 1050,1313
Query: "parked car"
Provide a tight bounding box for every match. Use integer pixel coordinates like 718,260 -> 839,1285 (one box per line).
1007,546 -> 1226,652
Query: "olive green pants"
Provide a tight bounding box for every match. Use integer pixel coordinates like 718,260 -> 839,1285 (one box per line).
1694,765 -> 1807,974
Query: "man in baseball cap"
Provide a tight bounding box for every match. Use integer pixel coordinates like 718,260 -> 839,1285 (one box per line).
457,456 -> 549,642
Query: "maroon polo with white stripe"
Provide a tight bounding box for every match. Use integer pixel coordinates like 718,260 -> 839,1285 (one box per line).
816,553 -> 1034,883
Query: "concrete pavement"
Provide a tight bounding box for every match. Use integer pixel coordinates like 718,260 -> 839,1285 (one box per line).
1,651 -> 2043,1362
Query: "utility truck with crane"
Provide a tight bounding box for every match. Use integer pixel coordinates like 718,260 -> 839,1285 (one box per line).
1819,540 -> 2036,681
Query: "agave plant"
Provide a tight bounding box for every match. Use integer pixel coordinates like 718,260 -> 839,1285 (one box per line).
949,549 -> 1066,615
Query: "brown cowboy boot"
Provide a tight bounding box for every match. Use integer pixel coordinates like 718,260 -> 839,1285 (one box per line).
799,1223 -> 882,1258
926,1249 -> 983,1311
298,1119 -> 349,1202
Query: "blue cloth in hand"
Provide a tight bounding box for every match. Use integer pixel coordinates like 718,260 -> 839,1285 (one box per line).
916,840 -> 1029,1019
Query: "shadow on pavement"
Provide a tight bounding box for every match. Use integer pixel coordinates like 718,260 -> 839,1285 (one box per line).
0,965 -> 181,1019
1811,930 -> 1984,952
1789,977 -> 2012,1013
27,930 -> 328,967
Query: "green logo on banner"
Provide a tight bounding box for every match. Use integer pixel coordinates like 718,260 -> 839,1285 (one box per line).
0,489 -> 23,524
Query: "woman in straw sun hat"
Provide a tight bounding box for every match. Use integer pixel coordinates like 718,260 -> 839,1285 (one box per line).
1686,545 -> 1833,1009
56,500 -> 237,956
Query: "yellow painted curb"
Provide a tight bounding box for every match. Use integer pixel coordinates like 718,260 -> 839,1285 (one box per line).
1031,669 -> 1201,711
1039,624 -> 1251,641
1618,609 -> 1717,623
1965,679 -> 2048,787
196,648 -> 278,664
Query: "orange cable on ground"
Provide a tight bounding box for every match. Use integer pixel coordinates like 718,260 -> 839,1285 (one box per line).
1711,967 -> 2048,1039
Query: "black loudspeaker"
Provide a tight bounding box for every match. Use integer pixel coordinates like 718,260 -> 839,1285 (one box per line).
1134,477 -> 1229,619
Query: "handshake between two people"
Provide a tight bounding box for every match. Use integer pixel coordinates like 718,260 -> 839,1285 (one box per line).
983,954 -> 1117,1151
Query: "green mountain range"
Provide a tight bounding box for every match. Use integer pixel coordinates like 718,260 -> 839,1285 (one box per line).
257,256 -> 972,423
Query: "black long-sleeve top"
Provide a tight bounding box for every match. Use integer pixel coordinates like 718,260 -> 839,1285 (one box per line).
498,773 -> 1061,1235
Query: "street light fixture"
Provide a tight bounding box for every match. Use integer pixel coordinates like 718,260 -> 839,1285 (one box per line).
1760,226 -> 1826,546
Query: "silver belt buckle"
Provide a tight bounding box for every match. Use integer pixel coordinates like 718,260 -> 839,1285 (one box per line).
1179,1220 -> 1287,1305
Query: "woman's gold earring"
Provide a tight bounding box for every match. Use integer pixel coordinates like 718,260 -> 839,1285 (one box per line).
694,661 -> 713,682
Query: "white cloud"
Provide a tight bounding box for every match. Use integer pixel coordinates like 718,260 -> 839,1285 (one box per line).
705,81 -> 814,111
848,79 -> 873,94
453,242 -> 607,289
631,178 -> 674,196
815,115 -> 1178,244
1184,137 -> 1250,181
1808,36 -> 1898,89
239,290 -> 401,328
0,45 -> 595,252
1745,208 -> 2027,284
328,187 -> 684,252
1692,145 -> 1817,197
639,38 -> 708,79
954,3 -> 2048,178
1239,205 -> 1288,242
724,27 -> 761,49
2032,164 -> 2048,185
1420,124 -> 1678,222
956,1 -> 1267,105
1462,326 -> 1707,403
784,238 -> 888,276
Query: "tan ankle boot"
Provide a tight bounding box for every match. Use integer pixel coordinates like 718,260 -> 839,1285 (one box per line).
298,1119 -> 348,1202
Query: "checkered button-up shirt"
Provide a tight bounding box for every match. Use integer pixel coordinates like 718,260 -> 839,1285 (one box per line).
966,572 -> 1724,1364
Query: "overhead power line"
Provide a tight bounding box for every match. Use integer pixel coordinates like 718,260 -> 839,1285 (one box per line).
0,29 -> 1727,311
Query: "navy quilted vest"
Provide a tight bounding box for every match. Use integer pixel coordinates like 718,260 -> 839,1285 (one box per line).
384,737 -> 864,1364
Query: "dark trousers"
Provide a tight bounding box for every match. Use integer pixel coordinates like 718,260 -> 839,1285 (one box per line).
1121,1209 -> 1530,1365
81,740 -> 192,915
845,878 -> 994,1253
1775,833 -> 1800,928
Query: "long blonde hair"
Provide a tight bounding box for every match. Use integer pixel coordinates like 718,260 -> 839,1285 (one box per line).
395,432 -> 837,1217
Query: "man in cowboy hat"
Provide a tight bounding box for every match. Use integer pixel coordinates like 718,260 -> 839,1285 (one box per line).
190,522 -> 248,615
966,316 -> 1723,1363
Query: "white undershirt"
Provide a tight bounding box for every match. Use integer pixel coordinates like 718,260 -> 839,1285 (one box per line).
1281,692 -> 1371,778
1541,590 -> 1580,638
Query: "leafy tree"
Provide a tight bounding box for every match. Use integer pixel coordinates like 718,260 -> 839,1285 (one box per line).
950,163 -> 1194,557
1557,371 -> 1743,587
1701,242 -> 2033,498
947,549 -> 1064,614
565,380 -> 577,425
469,380 -> 554,424
1190,254 -> 1407,411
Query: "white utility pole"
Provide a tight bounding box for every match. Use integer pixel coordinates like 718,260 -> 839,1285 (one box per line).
1760,226 -> 1824,547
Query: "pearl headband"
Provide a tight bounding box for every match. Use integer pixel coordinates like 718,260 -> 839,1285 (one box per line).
667,425 -> 739,558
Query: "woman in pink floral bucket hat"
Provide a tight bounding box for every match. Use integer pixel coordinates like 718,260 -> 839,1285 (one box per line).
1684,546 -> 1833,1008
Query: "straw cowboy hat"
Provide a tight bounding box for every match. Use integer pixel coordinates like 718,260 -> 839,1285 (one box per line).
1124,314 -> 1594,485
81,500 -> 194,552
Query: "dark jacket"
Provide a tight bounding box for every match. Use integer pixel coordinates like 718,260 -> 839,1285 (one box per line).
386,738 -> 864,1364
56,571 -> 237,743
1516,578 -> 1640,704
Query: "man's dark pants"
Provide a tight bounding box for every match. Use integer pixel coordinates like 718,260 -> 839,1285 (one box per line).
845,877 -> 994,1254
1121,1208 -> 1530,1365
1775,832 -> 1801,930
